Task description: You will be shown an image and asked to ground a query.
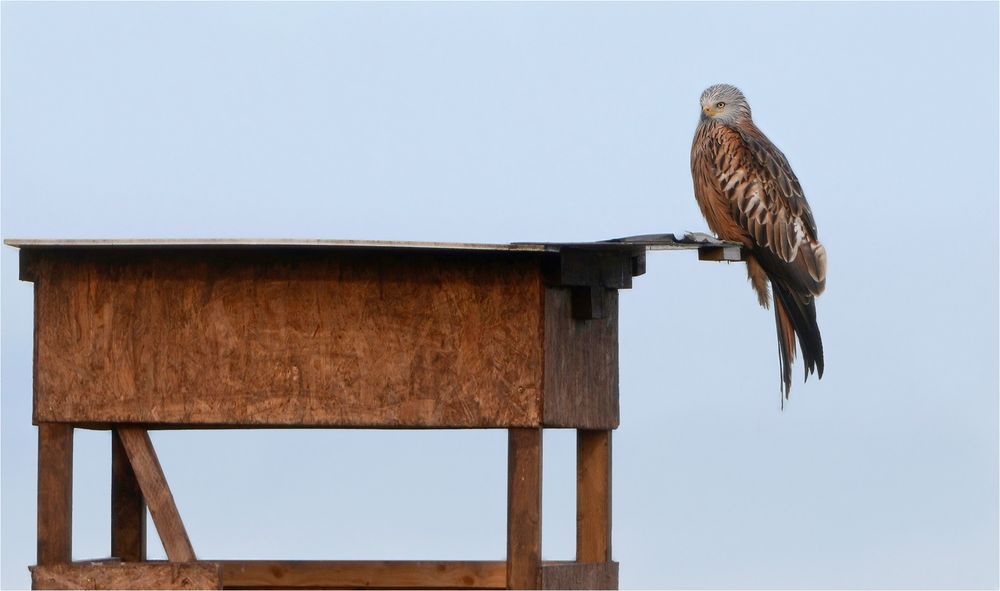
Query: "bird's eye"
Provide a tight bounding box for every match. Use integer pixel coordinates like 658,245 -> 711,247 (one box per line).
716,101 -> 726,108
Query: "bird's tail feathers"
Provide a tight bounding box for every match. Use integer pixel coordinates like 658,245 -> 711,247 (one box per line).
771,280 -> 824,398
773,296 -> 796,400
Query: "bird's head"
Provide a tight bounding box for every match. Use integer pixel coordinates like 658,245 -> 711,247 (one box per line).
699,84 -> 751,123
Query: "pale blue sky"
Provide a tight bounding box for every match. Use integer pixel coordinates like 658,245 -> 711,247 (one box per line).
2,2 -> 997,589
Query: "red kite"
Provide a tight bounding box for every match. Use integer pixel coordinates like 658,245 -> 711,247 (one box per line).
691,84 -> 827,399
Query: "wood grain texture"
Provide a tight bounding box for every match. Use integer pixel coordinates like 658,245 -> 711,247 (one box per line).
32,249 -> 545,428
112,428 -> 147,562
543,288 -> 619,429
218,560 -> 507,589
507,428 -> 542,590
540,562 -> 618,590
30,561 -> 221,590
576,431 -> 612,563
37,424 -> 73,565
116,428 -> 195,562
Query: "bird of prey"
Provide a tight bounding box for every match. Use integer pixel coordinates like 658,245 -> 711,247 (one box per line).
690,84 -> 827,399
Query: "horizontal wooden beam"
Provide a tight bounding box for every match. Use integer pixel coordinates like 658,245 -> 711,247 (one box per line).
31,561 -> 221,590
552,248 -> 636,289
698,245 -> 746,262
31,560 -> 616,590
217,560 -> 508,589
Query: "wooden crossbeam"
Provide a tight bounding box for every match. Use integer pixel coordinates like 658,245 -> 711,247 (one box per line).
31,561 -> 221,590
31,560 -> 617,590
218,560 -> 507,589
116,427 -> 195,562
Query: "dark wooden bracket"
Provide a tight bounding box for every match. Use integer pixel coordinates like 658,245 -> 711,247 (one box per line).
545,247 -> 645,321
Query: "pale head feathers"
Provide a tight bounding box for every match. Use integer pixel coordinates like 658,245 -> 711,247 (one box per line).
699,84 -> 752,124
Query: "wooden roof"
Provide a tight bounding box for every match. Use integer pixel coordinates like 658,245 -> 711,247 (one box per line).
3,232 -> 737,253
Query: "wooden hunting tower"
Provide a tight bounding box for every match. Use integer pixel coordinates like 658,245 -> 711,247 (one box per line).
8,235 -> 741,590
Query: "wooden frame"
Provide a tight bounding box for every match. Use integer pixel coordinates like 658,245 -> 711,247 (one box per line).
10,238 -> 730,590
31,425 -> 616,589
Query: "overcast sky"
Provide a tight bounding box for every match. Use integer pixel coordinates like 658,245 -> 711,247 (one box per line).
2,2 -> 997,589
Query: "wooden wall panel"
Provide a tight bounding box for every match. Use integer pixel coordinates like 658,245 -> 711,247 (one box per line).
32,250 -> 544,428
542,288 -> 619,429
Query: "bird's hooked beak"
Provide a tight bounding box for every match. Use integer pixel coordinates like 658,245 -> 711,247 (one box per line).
702,104 -> 716,117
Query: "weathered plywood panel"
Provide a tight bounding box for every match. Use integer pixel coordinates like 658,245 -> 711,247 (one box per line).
33,250 -> 544,428
542,288 -> 619,429
31,562 -> 221,590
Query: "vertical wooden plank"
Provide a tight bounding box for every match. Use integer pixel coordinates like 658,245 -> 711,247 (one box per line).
37,423 -> 73,565
112,428 -> 147,561
507,428 -> 542,590
576,430 -> 611,563
543,288 -> 620,430
116,427 -> 195,562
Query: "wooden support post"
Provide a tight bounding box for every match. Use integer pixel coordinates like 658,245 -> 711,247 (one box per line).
507,428 -> 542,590
37,424 -> 74,565
576,430 -> 611,563
116,427 -> 195,562
112,427 -> 147,561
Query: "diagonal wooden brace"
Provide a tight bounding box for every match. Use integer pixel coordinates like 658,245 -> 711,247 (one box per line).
115,427 -> 195,562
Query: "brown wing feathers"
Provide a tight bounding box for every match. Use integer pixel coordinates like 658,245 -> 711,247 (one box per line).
693,110 -> 826,399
